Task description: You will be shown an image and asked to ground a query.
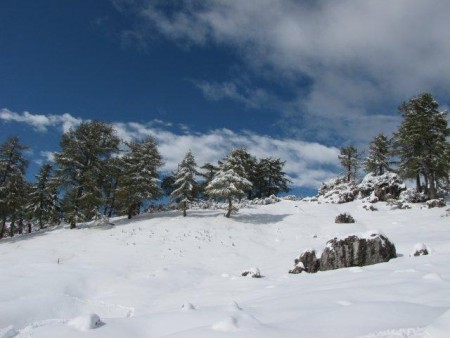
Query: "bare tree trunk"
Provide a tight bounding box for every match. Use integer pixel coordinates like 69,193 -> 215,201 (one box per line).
9,219 -> 15,237
225,197 -> 232,218
429,172 -> 437,199
27,222 -> 32,233
416,174 -> 422,193
0,216 -> 6,239
183,201 -> 187,217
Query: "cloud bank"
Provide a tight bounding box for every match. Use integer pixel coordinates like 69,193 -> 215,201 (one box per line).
115,0 -> 450,143
1,109 -> 340,188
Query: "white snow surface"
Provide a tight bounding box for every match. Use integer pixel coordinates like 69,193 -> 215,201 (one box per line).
1,200 -> 450,337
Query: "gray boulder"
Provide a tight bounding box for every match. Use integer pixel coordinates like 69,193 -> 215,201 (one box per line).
289,249 -> 320,274
289,232 -> 397,274
320,233 -> 396,271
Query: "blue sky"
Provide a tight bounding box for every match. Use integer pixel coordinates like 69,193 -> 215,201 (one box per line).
1,0 -> 449,195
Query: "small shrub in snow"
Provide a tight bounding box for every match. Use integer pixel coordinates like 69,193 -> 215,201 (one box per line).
410,243 -> 429,257
241,267 -> 262,278
387,200 -> 411,210
363,204 -> 378,211
317,176 -> 358,204
426,199 -> 446,208
335,213 -> 355,223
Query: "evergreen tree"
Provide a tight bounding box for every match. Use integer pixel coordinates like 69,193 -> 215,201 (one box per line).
226,148 -> 257,199
161,173 -> 176,197
171,151 -> 198,217
393,93 -> 450,199
198,162 -> 219,198
206,150 -> 252,218
254,157 -> 291,197
0,136 -> 29,238
29,163 -> 60,229
101,157 -> 124,218
116,136 -> 163,219
338,146 -> 361,182
364,133 -> 391,176
54,121 -> 120,228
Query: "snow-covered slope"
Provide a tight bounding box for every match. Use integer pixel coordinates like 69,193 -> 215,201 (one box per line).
1,201 -> 450,337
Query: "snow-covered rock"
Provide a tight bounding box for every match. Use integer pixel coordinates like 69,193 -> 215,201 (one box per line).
317,177 -> 358,204
320,232 -> 396,271
67,314 -> 103,331
358,172 -> 406,202
399,189 -> 429,203
426,199 -> 446,208
241,267 -> 262,278
411,243 -> 429,257
291,232 -> 397,273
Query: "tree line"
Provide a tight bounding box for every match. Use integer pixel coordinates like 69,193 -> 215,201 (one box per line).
0,123 -> 291,237
337,93 -> 450,199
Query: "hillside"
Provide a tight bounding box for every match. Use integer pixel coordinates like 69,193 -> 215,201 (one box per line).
1,200 -> 450,337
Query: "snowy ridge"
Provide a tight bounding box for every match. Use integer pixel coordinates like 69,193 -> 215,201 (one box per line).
1,200 -> 450,337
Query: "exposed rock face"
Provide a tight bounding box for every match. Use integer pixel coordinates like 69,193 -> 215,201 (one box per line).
320,233 -> 396,271
358,173 -> 406,202
289,250 -> 320,274
289,232 -> 397,274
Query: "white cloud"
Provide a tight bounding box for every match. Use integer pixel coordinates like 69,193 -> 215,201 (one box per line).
119,0 -> 450,143
2,109 -> 340,188
0,109 -> 83,133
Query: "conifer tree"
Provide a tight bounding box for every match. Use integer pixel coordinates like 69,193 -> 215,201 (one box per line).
393,93 -> 450,199
54,121 -> 120,228
338,146 -> 361,182
254,157 -> 291,197
171,151 -> 198,217
29,163 -> 60,229
206,149 -> 252,218
364,133 -> 391,176
198,162 -> 219,198
116,136 -> 163,219
0,136 -> 29,238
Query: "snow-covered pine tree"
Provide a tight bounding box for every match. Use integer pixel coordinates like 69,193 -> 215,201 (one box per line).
29,163 -> 60,229
54,121 -> 120,228
198,162 -> 219,198
171,151 -> 198,217
338,146 -> 361,182
364,133 -> 391,176
225,148 -> 257,199
205,149 -> 252,218
116,136 -> 163,219
0,136 -> 29,238
393,93 -> 450,199
254,157 -> 291,197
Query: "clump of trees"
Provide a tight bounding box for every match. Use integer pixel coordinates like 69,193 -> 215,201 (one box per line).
335,92 -> 450,200
0,122 -> 292,237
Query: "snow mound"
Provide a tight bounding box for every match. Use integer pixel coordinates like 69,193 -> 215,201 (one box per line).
241,267 -> 262,278
410,243 -> 429,257
0,326 -> 17,338
357,327 -> 424,337
423,309 -> 450,337
211,316 -> 238,332
67,314 -> 103,331
181,302 -> 196,311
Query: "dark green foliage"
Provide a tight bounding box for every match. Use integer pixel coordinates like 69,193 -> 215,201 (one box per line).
339,146 -> 361,182
254,157 -> 291,197
29,163 -> 60,229
161,173 -> 176,197
54,121 -> 120,228
364,134 -> 391,176
116,136 -> 163,219
393,93 -> 450,199
0,136 -> 29,238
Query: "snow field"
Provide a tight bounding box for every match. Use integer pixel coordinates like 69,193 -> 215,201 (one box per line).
1,200 -> 450,337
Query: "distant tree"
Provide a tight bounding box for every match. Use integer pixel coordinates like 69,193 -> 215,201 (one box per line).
161,173 -> 176,197
198,162 -> 219,198
254,157 -> 291,197
29,163 -> 60,229
225,148 -> 257,199
171,151 -> 199,217
116,136 -> 163,219
339,146 -> 361,182
393,93 -> 450,199
206,149 -> 252,217
364,134 -> 391,176
0,136 -> 29,238
54,121 -> 120,228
